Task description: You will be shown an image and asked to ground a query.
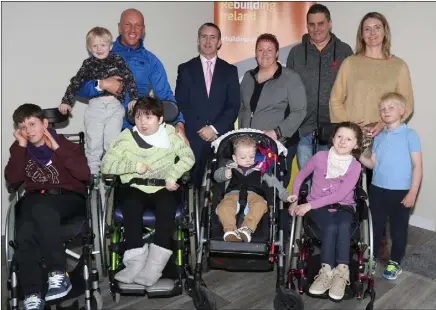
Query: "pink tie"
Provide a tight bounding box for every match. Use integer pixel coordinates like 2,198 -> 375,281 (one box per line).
205,60 -> 212,96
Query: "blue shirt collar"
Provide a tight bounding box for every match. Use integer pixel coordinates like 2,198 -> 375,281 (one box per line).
383,123 -> 407,134
114,36 -> 144,51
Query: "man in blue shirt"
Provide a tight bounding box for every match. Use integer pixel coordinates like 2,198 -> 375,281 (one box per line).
77,8 -> 187,142
360,92 -> 422,281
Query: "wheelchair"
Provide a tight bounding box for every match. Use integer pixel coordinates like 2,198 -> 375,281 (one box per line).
276,124 -> 376,310
100,100 -> 198,304
188,128 -> 303,310
5,108 -> 104,310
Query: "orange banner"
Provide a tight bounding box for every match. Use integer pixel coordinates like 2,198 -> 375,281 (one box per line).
214,1 -> 315,77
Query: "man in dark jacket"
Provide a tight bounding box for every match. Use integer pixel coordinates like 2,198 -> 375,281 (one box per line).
286,4 -> 353,170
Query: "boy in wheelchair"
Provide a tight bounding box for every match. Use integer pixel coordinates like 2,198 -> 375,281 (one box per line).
214,135 -> 296,243
4,104 -> 91,309
101,96 -> 195,287
289,122 -> 363,301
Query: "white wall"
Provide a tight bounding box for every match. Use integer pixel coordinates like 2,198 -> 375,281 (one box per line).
2,1 -> 436,233
1,1 -> 214,233
320,1 -> 436,230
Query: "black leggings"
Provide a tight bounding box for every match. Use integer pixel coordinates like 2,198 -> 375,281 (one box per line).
14,192 -> 85,295
119,187 -> 178,250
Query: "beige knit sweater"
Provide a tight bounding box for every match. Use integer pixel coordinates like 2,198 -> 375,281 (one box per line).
329,55 -> 414,125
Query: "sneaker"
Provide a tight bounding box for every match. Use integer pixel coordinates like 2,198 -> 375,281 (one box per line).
308,263 -> 333,295
223,230 -> 241,242
237,227 -> 253,243
45,271 -> 72,301
329,264 -> 350,301
24,293 -> 45,310
383,260 -> 402,280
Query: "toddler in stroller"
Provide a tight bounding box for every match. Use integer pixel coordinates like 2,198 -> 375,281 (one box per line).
215,135 -> 296,242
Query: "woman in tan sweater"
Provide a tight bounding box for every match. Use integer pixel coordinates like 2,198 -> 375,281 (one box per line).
329,12 -> 414,263
329,12 -> 414,139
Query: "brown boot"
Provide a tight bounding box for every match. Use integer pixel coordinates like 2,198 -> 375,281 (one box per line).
378,235 -> 390,263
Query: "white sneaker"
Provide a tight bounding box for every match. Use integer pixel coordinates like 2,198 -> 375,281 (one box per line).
329,264 -> 350,301
223,230 -> 241,242
308,263 -> 333,295
237,227 -> 253,243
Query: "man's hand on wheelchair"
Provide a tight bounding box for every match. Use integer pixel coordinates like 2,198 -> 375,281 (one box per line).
166,181 -> 179,191
289,202 -> 312,217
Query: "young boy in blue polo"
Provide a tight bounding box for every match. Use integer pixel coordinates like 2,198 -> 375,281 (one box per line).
359,92 -> 422,280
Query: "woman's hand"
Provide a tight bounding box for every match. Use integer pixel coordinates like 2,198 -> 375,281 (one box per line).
136,163 -> 152,175
263,130 -> 277,140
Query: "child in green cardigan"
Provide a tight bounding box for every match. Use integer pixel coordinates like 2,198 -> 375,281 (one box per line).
101,96 -> 195,286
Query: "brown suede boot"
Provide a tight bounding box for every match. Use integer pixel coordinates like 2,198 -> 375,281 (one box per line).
378,235 -> 390,263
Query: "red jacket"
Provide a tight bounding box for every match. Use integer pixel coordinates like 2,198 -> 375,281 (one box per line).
4,135 -> 90,194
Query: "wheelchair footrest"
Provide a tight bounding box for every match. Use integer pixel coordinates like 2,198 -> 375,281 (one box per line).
116,279 -> 178,297
209,240 -> 269,254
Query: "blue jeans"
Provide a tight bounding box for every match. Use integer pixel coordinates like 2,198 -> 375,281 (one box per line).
310,207 -> 355,267
296,133 -> 329,170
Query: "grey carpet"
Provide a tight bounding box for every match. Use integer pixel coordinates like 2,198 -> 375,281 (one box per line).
402,235 -> 436,281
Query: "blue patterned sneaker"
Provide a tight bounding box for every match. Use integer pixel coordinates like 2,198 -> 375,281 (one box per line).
23,293 -> 45,310
383,260 -> 402,280
45,271 -> 72,301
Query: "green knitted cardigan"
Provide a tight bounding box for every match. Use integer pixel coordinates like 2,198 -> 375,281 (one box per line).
101,125 -> 195,193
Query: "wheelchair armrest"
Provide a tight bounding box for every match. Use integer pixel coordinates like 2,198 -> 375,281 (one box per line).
7,182 -> 24,194
356,186 -> 368,201
299,184 -> 309,199
180,172 -> 191,185
103,174 -> 117,187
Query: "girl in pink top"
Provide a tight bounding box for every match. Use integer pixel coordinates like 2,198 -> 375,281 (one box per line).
289,122 -> 363,301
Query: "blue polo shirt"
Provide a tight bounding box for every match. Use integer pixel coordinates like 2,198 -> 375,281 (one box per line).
372,123 -> 421,190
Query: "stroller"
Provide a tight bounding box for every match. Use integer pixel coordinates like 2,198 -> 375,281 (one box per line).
188,128 -> 304,310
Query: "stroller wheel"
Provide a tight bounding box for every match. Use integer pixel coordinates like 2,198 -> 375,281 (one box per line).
193,286 -> 216,310
91,290 -> 103,310
112,292 -> 121,304
274,288 -> 304,310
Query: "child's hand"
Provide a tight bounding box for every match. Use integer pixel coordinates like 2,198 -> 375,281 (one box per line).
127,100 -> 137,111
225,168 -> 232,179
295,203 -> 312,216
58,103 -> 72,115
287,195 -> 298,203
14,129 -> 28,147
43,129 -> 59,151
401,191 -> 417,208
136,162 -> 152,175
166,182 -> 179,191
289,204 -> 298,216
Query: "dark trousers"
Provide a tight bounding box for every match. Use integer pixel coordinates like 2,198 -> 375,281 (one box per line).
119,187 -> 178,250
14,193 -> 85,295
310,207 -> 355,267
369,185 -> 410,264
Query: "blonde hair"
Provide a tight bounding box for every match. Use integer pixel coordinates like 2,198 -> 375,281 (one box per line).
355,12 -> 391,59
380,92 -> 406,108
233,136 -> 256,152
86,26 -> 113,48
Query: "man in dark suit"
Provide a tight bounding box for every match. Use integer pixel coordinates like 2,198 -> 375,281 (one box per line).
175,23 -> 240,189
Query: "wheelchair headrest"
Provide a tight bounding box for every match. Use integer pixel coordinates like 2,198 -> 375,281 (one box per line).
126,100 -> 179,125
43,108 -> 69,125
316,124 -> 336,145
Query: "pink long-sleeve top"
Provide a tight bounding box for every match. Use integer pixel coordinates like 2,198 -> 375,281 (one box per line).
292,151 -> 361,210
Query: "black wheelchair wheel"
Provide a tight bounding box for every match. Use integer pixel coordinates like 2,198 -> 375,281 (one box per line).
193,286 -> 216,310
274,288 -> 304,310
